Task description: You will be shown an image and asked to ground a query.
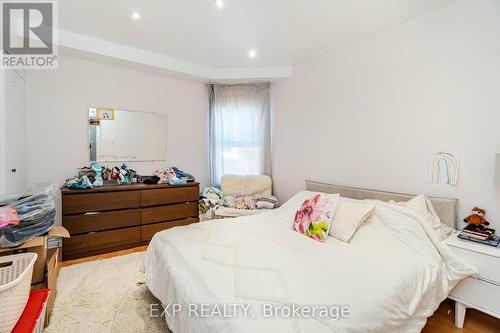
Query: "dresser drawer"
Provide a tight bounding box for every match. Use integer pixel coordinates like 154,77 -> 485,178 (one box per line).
450,246 -> 500,285
141,217 -> 198,244
63,191 -> 141,214
141,186 -> 199,206
63,209 -> 141,235
450,277 -> 500,317
62,226 -> 140,260
142,202 -> 198,224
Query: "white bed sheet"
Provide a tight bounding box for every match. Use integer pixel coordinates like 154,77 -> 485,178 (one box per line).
143,198 -> 476,333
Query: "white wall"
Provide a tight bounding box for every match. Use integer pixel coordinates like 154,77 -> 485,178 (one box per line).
0,69 -> 28,195
272,0 -> 500,229
26,55 -> 209,188
0,70 -> 5,195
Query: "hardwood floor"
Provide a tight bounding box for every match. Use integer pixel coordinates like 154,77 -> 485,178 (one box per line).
61,245 -> 148,267
423,299 -> 500,333
62,247 -> 500,332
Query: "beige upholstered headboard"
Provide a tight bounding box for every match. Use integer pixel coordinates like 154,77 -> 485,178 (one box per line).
305,180 -> 458,229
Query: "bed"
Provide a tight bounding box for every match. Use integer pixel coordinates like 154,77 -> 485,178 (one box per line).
142,181 -> 477,333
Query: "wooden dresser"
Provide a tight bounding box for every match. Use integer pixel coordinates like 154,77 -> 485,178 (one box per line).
61,183 -> 199,260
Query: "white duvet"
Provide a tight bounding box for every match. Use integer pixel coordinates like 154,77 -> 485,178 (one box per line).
143,194 -> 476,333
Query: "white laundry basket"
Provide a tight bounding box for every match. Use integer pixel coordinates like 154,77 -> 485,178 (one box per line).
0,252 -> 38,333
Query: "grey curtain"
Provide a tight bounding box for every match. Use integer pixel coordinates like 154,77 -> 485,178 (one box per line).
208,83 -> 271,187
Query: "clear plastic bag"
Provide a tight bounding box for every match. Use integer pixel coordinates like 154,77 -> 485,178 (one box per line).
0,184 -> 58,247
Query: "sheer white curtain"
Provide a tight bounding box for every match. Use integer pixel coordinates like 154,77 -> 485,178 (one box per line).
208,83 -> 271,187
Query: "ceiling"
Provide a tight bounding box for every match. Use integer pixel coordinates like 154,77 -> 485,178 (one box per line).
59,0 -> 452,69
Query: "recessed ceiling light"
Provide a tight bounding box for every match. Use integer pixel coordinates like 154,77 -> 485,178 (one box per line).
215,0 -> 225,9
131,11 -> 141,21
248,49 -> 257,59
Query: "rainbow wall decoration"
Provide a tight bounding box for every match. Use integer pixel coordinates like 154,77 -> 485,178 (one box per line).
429,152 -> 459,185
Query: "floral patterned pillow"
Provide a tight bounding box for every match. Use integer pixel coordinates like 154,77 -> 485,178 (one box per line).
292,193 -> 339,242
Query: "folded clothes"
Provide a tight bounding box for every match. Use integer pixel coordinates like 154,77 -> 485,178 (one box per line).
255,201 -> 276,209
199,187 -> 229,214
202,187 -> 228,204
225,192 -> 279,210
168,178 -> 187,185
229,193 -> 251,210
199,187 -> 279,215
252,193 -> 279,206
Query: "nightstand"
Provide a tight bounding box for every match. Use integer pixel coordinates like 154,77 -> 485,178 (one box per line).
446,231 -> 500,328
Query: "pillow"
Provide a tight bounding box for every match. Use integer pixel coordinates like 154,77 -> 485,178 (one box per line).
330,198 -> 374,242
390,194 -> 453,239
292,193 -> 339,242
276,190 -> 324,223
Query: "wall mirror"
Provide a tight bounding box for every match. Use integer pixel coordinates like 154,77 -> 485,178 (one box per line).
88,107 -> 167,162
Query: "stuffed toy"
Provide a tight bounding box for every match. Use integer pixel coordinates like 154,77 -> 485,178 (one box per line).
463,207 -> 490,230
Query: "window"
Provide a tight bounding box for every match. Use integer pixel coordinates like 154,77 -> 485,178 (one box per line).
208,83 -> 271,187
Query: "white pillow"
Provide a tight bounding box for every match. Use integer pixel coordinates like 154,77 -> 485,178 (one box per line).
330,198 -> 374,242
391,194 -> 452,240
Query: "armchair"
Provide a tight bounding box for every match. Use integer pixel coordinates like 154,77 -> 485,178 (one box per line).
213,175 -> 275,219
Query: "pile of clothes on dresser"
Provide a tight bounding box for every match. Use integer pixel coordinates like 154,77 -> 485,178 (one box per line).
64,163 -> 195,189
199,187 -> 279,217
0,184 -> 57,247
64,163 -> 137,189
151,167 -> 195,185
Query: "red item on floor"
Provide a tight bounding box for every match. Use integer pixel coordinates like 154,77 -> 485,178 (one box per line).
11,289 -> 50,333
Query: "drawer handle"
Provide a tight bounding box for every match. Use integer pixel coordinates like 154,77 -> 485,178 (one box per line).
84,212 -> 100,215
87,231 -> 96,235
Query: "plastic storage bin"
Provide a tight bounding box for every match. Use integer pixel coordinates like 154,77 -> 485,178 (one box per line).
11,289 -> 50,333
0,252 -> 38,333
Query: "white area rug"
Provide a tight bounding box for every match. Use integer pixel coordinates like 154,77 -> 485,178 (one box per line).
45,252 -> 171,333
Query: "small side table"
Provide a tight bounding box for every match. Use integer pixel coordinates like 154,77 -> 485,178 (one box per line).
446,231 -> 500,327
